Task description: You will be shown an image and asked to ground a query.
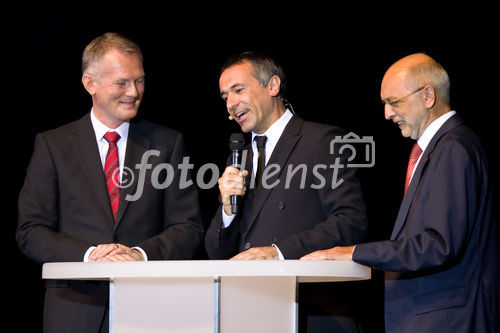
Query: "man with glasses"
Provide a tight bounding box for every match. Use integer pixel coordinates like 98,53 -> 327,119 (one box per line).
16,32 -> 204,332
302,53 -> 499,332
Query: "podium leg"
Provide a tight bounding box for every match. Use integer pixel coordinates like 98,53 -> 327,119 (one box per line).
220,276 -> 297,333
111,277 -> 214,333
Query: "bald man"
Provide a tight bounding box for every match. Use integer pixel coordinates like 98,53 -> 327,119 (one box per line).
302,53 -> 499,332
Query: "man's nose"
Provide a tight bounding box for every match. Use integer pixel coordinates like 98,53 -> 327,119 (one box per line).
384,104 -> 395,120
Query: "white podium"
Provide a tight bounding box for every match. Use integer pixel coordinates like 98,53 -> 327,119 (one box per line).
42,260 -> 370,333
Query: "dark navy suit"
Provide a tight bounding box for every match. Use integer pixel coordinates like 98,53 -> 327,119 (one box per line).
353,114 -> 499,332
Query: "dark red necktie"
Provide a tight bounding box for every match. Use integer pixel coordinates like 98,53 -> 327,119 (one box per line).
404,142 -> 423,195
103,132 -> 121,220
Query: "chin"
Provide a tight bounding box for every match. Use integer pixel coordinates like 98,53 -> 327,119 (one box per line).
399,126 -> 411,138
238,122 -> 254,133
120,108 -> 139,120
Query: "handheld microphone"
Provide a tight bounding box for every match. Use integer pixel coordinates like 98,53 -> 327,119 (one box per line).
229,133 -> 246,214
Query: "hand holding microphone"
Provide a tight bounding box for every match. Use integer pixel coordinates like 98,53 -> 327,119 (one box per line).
218,133 -> 247,215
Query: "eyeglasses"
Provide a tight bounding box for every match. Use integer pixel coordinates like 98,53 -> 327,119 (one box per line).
382,86 -> 425,109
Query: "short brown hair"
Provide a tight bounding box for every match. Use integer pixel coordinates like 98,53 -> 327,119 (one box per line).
82,32 -> 142,74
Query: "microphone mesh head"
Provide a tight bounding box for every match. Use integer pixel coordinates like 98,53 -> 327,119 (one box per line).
229,133 -> 246,150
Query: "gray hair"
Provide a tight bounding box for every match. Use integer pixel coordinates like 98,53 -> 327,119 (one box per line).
406,55 -> 451,106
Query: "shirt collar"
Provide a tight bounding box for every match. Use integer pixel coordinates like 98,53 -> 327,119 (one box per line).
417,110 -> 456,152
251,109 -> 293,146
90,108 -> 130,142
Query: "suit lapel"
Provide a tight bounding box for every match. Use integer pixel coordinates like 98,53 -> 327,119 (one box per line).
390,114 -> 464,239
241,116 -> 303,238
390,151 -> 430,239
72,113 -> 115,224
115,121 -> 152,225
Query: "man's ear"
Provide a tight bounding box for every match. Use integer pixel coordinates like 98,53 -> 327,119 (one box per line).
82,73 -> 96,95
268,75 -> 281,97
423,85 -> 436,109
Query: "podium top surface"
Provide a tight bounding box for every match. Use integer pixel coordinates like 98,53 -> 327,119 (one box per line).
42,260 -> 370,283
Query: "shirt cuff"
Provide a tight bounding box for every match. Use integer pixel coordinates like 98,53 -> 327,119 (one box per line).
83,246 -> 96,262
272,244 -> 285,260
222,208 -> 236,228
132,247 -> 148,261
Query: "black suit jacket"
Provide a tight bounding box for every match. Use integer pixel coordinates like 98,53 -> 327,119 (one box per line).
17,113 -> 204,332
205,115 -> 369,331
353,114 -> 500,332
205,115 -> 367,259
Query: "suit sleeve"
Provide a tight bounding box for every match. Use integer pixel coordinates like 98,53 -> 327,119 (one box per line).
16,133 -> 91,263
276,127 -> 368,259
135,133 -> 204,260
353,140 -> 480,272
204,205 -> 241,259
204,153 -> 242,259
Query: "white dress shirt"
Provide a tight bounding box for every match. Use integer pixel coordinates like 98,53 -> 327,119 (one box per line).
222,109 -> 294,259
83,109 -> 148,261
410,111 -> 456,182
90,110 -> 129,181
250,109 -> 294,174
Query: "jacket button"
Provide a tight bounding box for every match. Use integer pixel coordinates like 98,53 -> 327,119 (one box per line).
278,201 -> 285,210
244,242 -> 251,249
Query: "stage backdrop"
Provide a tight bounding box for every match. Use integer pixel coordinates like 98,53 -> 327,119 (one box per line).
5,3 -> 498,331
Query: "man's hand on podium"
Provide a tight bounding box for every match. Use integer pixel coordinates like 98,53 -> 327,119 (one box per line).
88,243 -> 145,262
300,245 -> 355,261
230,246 -> 279,260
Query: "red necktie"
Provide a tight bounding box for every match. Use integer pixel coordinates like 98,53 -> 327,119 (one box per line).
404,142 -> 423,195
103,132 -> 121,220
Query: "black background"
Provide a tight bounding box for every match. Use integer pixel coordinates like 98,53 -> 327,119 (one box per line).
5,2 -> 498,331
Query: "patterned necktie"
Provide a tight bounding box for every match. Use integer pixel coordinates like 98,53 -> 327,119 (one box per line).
254,135 -> 267,187
404,142 -> 423,195
103,132 -> 121,220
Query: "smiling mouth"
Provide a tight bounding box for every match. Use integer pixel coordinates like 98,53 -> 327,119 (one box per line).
120,100 -> 138,108
234,110 -> 249,122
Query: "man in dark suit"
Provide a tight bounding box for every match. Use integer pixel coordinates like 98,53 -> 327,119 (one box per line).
205,52 -> 368,331
16,32 -> 204,332
302,53 -> 499,332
